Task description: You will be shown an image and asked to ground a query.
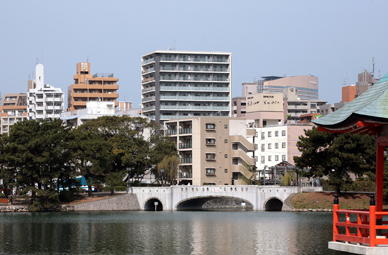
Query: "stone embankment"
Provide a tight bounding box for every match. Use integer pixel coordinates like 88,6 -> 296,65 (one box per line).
0,206 -> 30,212
65,193 -> 140,211
293,208 -> 333,212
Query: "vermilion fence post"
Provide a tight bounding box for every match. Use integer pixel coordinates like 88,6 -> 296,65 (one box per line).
333,194 -> 339,242
369,195 -> 376,247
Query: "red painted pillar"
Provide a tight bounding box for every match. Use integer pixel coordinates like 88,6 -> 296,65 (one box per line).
370,204 -> 376,247
376,140 -> 384,213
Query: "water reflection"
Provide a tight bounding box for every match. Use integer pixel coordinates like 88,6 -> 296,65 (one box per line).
0,211 -> 342,254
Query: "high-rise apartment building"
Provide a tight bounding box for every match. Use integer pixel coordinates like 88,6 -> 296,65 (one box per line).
165,117 -> 256,185
0,93 -> 28,134
141,51 -> 232,123
68,62 -> 119,111
27,64 -> 64,120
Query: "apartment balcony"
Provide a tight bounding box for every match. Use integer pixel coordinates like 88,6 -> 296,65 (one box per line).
142,58 -> 155,65
180,157 -> 192,164
142,96 -> 155,102
142,67 -> 155,74
205,154 -> 216,161
103,93 -> 119,98
166,129 -> 177,135
179,171 -> 192,179
179,128 -> 192,134
230,135 -> 257,151
160,96 -> 229,101
179,142 -> 192,149
232,165 -> 255,180
142,87 -> 156,93
160,86 -> 229,91
160,105 -> 229,111
142,77 -> 155,83
231,150 -> 256,166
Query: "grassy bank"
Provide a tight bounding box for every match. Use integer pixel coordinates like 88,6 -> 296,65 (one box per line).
291,192 -> 373,210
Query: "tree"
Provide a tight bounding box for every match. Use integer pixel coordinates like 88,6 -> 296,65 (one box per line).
157,155 -> 179,185
294,127 -> 376,194
3,119 -> 74,208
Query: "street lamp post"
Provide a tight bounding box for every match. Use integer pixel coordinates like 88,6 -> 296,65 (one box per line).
161,169 -> 164,187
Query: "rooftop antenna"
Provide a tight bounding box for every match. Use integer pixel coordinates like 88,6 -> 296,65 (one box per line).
372,57 -> 375,76
86,56 -> 89,63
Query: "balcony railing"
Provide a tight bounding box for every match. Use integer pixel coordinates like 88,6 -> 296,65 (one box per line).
160,86 -> 229,91
179,143 -> 192,149
180,157 -> 192,164
179,128 -> 192,134
160,96 -> 229,101
166,129 -> 177,135
179,172 -> 192,178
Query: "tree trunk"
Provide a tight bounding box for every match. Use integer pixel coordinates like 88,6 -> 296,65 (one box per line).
111,187 -> 115,195
88,185 -> 92,197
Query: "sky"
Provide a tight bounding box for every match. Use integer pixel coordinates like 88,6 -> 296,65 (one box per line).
1,0 -> 388,108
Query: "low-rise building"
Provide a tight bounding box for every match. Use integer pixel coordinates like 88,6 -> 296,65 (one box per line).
0,93 -> 28,134
164,117 -> 257,185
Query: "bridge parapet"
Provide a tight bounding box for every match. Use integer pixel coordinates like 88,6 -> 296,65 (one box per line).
130,185 -> 298,211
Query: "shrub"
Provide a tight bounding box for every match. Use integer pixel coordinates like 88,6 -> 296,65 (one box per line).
30,189 -> 61,212
59,190 -> 75,203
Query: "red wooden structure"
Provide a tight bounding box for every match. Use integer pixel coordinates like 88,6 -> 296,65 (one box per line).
313,74 -> 388,249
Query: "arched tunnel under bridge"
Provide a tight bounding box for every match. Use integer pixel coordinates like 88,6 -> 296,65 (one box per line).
177,196 -> 254,211
264,197 -> 283,211
144,198 -> 163,211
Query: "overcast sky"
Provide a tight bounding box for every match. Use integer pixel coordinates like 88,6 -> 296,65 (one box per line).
1,0 -> 387,108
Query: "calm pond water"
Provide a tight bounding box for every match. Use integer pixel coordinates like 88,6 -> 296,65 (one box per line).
0,211 -> 343,255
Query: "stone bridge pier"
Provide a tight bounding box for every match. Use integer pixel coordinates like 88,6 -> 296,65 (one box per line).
130,185 -> 298,211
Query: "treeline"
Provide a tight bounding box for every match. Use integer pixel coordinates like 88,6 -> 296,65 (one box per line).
0,116 -> 177,211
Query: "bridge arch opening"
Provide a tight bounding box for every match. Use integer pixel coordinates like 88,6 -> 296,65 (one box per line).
144,198 -> 163,211
177,196 -> 253,211
264,197 -> 283,211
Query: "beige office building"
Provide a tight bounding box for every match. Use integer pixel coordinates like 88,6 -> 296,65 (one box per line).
165,117 -> 257,185
68,62 -> 119,111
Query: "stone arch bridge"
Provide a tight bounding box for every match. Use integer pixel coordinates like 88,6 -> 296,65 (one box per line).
130,185 -> 298,211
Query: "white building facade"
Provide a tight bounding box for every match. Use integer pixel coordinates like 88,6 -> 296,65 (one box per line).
27,64 -> 64,120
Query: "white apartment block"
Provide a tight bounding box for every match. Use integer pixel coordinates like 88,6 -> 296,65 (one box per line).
254,124 -> 313,171
141,51 -> 232,124
27,64 -> 64,120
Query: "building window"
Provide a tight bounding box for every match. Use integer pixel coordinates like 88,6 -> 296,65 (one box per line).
268,131 -> 271,137
261,144 -> 265,152
282,155 -> 286,161
261,156 -> 265,163
224,139 -> 228,143
282,130 -> 286,136
206,153 -> 216,160
268,156 -> 272,161
275,155 -> 279,161
268,143 -> 272,149
224,154 -> 228,158
224,124 -> 228,129
282,142 -> 286,148
275,131 -> 279,137
261,132 -> 265,139
275,143 -> 279,149
232,159 -> 238,165
206,138 -> 216,145
225,169 -> 228,173
206,123 -> 216,130
206,168 -> 216,176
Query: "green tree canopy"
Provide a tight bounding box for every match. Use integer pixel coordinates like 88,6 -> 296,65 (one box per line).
294,127 -> 376,194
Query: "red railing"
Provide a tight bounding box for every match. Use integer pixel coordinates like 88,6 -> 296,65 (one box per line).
333,197 -> 388,247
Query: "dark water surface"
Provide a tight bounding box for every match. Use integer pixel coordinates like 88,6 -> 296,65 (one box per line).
0,211 -> 343,255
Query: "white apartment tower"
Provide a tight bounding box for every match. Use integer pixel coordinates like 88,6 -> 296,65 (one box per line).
141,50 -> 232,123
27,64 -> 65,120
